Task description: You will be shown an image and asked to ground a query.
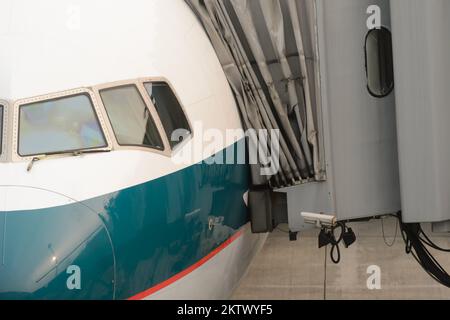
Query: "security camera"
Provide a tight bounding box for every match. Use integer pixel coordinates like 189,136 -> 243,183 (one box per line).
301,212 -> 337,228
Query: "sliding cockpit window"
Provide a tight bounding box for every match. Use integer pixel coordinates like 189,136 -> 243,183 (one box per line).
99,85 -> 164,150
143,82 -> 191,149
18,94 -> 108,157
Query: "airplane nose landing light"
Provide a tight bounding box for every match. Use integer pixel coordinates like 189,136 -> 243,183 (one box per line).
0,187 -> 115,300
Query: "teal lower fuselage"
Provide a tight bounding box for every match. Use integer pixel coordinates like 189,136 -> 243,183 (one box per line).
0,144 -> 250,300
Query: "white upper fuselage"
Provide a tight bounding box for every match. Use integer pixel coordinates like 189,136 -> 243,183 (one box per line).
0,0 -> 243,211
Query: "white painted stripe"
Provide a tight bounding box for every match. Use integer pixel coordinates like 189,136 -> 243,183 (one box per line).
0,134 -> 244,211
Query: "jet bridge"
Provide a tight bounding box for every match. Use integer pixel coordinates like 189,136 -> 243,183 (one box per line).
187,0 -> 450,234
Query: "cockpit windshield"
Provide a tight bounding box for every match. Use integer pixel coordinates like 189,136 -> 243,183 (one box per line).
18,94 -> 107,157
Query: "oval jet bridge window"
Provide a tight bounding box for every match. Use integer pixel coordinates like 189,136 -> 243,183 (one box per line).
365,27 -> 394,97
143,82 -> 191,149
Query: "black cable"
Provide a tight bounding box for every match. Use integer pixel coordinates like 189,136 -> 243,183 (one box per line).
381,216 -> 398,247
395,212 -> 450,288
338,212 -> 450,288
328,222 -> 345,264
419,227 -> 450,252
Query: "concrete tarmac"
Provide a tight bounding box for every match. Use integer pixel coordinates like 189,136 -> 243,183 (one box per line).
232,218 -> 450,300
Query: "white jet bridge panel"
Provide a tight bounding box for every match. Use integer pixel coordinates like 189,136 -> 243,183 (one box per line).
187,0 -> 401,231
391,0 -> 450,228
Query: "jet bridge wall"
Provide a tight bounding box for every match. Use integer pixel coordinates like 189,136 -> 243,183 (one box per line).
283,0 -> 401,231
187,0 -> 401,232
391,0 -> 450,228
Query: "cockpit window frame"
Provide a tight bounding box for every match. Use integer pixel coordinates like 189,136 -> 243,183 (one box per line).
92,79 -> 172,157
0,100 -> 8,162
4,76 -> 192,163
11,88 -> 113,162
140,77 -> 193,154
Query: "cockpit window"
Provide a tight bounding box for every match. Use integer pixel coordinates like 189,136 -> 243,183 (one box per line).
99,85 -> 164,150
18,94 -> 107,157
0,105 -> 3,154
143,82 -> 191,148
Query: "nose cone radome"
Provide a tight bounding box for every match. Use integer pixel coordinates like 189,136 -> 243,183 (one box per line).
0,187 -> 115,300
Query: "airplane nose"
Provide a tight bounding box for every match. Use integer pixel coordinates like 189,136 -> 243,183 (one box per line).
0,186 -> 115,300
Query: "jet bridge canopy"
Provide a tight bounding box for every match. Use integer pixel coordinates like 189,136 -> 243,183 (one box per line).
186,0 -> 325,189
